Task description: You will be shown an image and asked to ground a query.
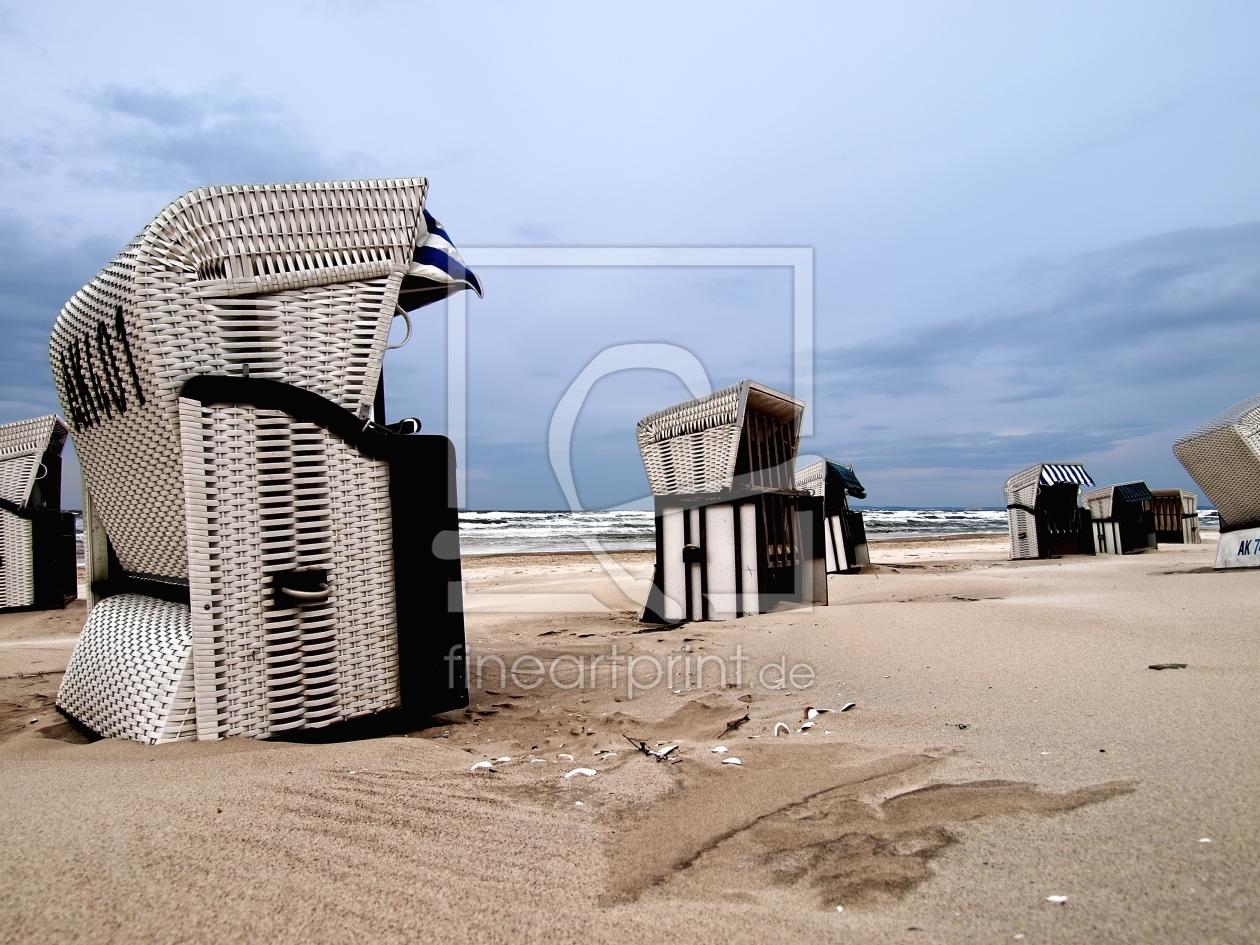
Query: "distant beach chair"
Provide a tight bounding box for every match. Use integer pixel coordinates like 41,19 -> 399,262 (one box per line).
1082,482 -> 1158,554
0,415 -> 77,611
1150,490 -> 1200,545
53,178 -> 478,743
1003,463 -> 1096,560
795,459 -> 869,573
637,380 -> 825,623
1173,393 -> 1260,569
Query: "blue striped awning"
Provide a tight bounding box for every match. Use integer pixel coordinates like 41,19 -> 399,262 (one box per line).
1114,481 -> 1154,504
398,210 -> 483,311
825,461 -> 867,499
1039,464 -> 1094,487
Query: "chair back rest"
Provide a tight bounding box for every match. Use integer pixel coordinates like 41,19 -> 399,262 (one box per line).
1174,394 -> 1260,529
50,179 -> 429,578
638,380 -> 804,496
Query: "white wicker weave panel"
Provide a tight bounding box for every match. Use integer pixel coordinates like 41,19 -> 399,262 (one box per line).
1007,508 -> 1038,560
200,275 -> 402,410
637,381 -> 804,496
1176,393 -> 1260,442
0,415 -> 62,506
180,399 -> 399,740
0,454 -> 39,506
56,593 -> 197,744
1003,465 -> 1042,505
0,415 -> 66,610
0,415 -> 61,460
640,425 -> 743,496
1081,487 -> 1114,521
150,179 -> 426,297
637,384 -> 744,446
51,180 -> 426,580
795,459 -> 826,497
1174,400 -> 1260,527
0,510 -> 34,608
638,384 -> 743,496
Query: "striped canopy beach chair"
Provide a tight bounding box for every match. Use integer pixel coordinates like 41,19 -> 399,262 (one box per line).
795,459 -> 869,574
1004,463 -> 1096,560
1082,481 -> 1157,555
0,415 -> 77,611
638,380 -> 825,623
1173,393 -> 1260,568
53,178 -> 478,743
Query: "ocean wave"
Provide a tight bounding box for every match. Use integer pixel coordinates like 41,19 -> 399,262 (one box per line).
456,507 -> 1013,554
69,505 -> 1223,563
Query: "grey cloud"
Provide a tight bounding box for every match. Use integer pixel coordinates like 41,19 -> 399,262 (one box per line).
0,216 -> 116,422
78,85 -> 358,190
819,222 -> 1260,401
835,425 -> 1150,473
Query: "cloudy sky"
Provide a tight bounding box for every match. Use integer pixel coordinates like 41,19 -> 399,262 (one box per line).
2,2 -> 1258,509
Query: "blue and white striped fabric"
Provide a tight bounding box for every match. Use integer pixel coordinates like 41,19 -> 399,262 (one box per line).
399,210 -> 483,311
1039,464 -> 1094,487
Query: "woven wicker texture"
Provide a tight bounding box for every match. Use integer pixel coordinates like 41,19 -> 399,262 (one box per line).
1004,467 -> 1044,559
1004,465 -> 1054,560
1082,483 -> 1153,521
637,381 -> 804,496
50,179 -> 429,579
1004,468 -> 1041,559
0,415 -> 68,608
0,513 -> 33,609
0,415 -> 63,505
1081,486 -> 1114,521
795,459 -> 826,497
795,459 -> 865,501
1173,394 -> 1260,528
1006,508 -> 1037,560
1004,463 -> 1094,560
56,593 -> 197,744
179,399 -> 399,739
1002,466 -> 1042,507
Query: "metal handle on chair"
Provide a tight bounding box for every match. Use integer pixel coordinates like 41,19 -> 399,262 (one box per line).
386,305 -> 412,350
280,583 -> 331,601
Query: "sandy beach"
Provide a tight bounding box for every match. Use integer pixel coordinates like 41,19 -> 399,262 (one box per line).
2,533 -> 1257,944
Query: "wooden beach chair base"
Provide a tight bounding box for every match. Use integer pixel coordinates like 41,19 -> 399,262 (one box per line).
1214,525 -> 1260,569
643,492 -> 826,624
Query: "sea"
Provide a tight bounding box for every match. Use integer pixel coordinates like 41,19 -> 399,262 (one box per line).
461,508 -> 1042,555
73,507 -> 1222,561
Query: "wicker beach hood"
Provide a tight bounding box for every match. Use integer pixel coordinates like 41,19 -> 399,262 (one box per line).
1173,393 -> 1260,529
48,178 -> 479,580
1082,481 -> 1154,520
0,416 -> 68,513
796,459 -> 866,500
636,380 -> 804,496
1003,463 -> 1094,508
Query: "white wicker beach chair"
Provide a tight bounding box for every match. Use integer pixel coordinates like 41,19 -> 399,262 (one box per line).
1173,394 -> 1260,568
0,415 -> 77,611
1082,482 -> 1157,555
637,381 -> 825,623
1150,490 -> 1200,545
1003,463 -> 1096,560
795,459 -> 869,574
53,178 -> 477,742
